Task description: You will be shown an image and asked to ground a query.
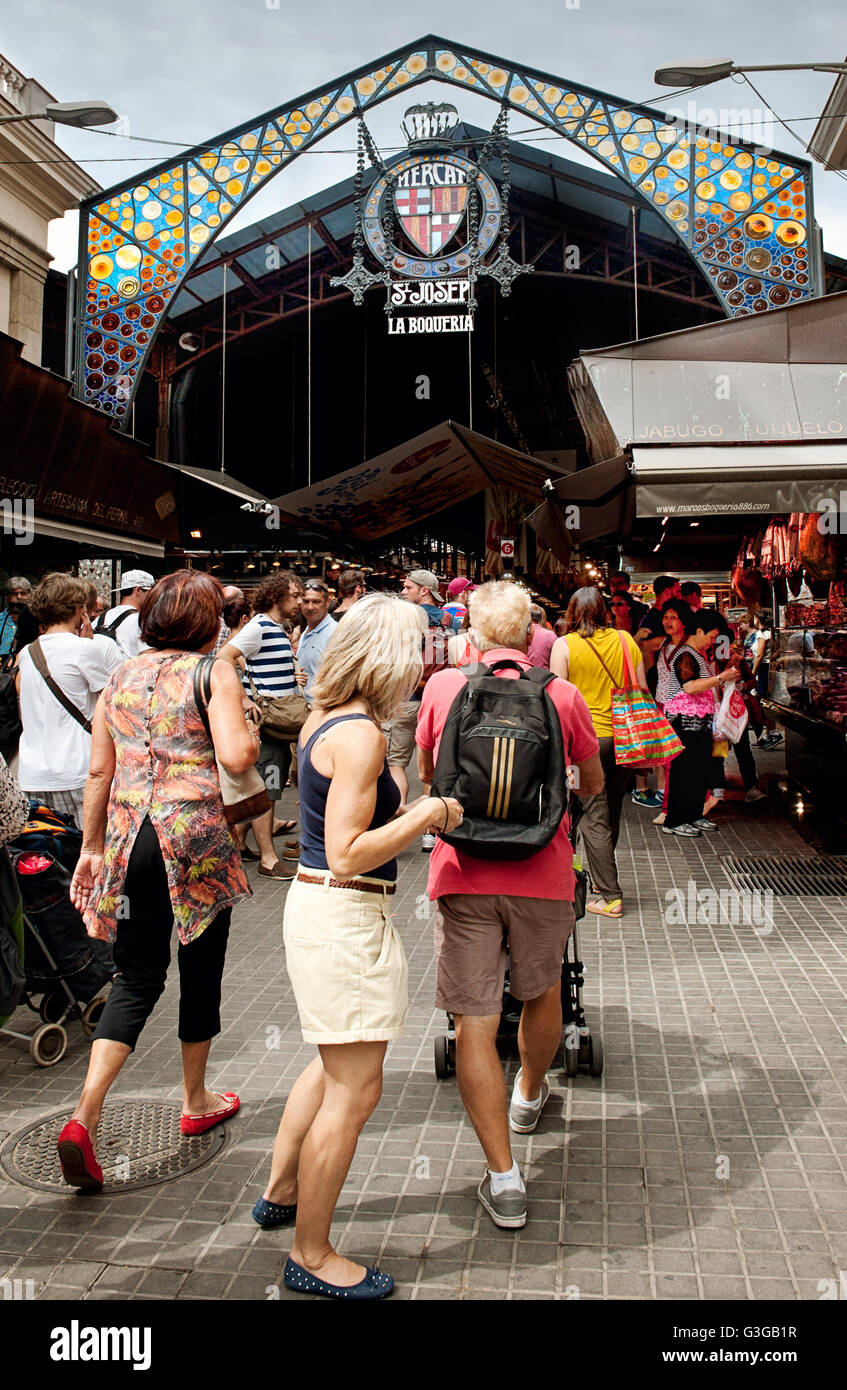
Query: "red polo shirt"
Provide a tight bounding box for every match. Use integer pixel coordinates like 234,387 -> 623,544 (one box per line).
416,648 -> 598,901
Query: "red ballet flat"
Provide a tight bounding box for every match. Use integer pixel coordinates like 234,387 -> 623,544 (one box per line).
180,1091 -> 240,1136
57,1120 -> 103,1192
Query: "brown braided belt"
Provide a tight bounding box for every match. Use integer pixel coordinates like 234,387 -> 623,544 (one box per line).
296,871 -> 396,896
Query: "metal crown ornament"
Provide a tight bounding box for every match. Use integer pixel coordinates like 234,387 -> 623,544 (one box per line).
331,102 -> 531,335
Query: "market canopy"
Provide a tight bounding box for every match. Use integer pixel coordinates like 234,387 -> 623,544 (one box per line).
526,456 -> 634,556
271,423 -> 564,540
530,291 -> 847,559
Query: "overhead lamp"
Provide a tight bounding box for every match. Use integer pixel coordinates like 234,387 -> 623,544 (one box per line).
654,58 -> 847,86
189,529 -> 202,539
0,99 -> 119,127
178,332 -> 202,353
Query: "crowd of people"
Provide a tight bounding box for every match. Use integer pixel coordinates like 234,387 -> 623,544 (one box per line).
0,559 -> 776,1300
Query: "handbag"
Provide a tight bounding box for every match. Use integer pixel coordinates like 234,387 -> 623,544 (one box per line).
245,668 -> 308,744
193,656 -> 271,826
713,679 -> 749,744
584,632 -> 684,769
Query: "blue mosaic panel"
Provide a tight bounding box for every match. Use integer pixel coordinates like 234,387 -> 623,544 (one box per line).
76,38 -> 817,419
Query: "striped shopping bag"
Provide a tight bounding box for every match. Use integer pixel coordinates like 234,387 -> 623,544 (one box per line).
586,633 -> 684,769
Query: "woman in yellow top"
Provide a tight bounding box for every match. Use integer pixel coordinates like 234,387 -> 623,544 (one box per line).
550,587 -> 648,918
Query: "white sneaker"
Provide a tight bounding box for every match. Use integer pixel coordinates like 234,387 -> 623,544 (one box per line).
745,787 -> 767,803
421,833 -> 436,852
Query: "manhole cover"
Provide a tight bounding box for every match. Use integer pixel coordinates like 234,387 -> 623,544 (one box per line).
722,855 -> 847,896
0,1099 -> 227,1194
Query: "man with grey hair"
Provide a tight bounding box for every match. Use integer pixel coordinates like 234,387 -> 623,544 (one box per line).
416,580 -> 603,1229
0,576 -> 32,657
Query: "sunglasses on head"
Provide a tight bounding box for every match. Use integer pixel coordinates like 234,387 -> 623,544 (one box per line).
303,580 -> 329,592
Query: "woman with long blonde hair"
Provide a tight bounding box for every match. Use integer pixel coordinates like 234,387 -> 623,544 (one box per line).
252,594 -> 462,1300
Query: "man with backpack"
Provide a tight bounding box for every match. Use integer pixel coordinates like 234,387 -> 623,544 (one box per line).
416,581 -> 603,1229
96,569 -> 154,658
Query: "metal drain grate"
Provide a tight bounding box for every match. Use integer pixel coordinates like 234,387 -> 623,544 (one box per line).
721,855 -> 847,896
0,1098 -> 227,1194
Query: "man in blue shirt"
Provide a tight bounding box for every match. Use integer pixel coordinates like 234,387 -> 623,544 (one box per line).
296,579 -> 335,701
401,569 -> 461,632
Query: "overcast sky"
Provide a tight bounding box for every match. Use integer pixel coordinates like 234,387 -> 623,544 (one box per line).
6,0 -> 847,268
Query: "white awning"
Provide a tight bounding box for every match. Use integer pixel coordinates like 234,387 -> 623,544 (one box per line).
31,514 -> 165,557
632,442 -> 847,517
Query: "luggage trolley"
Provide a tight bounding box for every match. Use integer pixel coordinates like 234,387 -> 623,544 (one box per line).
433,797 -> 604,1080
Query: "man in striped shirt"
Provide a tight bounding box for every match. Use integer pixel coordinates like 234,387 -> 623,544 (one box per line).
219,571 -> 305,879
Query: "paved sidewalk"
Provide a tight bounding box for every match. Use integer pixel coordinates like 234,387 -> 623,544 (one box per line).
2,762 -> 847,1301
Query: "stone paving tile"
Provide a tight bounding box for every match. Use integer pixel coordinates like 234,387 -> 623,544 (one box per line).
1,775 -> 846,1301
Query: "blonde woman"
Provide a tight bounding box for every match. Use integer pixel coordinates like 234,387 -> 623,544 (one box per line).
253,595 -> 462,1300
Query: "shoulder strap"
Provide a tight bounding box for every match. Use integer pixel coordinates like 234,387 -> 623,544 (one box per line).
28,639 -> 92,734
617,631 -> 637,687
583,637 -> 619,686
520,665 -> 557,691
192,654 -> 215,738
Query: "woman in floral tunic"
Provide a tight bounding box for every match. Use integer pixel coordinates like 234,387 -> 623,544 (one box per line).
57,571 -> 258,1192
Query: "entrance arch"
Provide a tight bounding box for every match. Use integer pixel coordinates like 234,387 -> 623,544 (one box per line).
74,34 -> 818,421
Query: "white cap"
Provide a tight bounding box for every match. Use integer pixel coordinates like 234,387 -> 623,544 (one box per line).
119,569 -> 155,591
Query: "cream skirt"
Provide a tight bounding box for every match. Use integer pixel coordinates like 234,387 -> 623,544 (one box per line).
283,874 -> 408,1044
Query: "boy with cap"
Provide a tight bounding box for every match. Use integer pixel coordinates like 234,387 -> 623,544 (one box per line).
97,569 -> 154,659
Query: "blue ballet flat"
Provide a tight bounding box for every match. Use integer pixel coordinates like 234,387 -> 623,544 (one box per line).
252,1195 -> 297,1228
283,1256 -> 394,1299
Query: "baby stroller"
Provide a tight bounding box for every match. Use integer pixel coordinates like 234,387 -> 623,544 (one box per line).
433,796 -> 604,1080
0,803 -> 114,1067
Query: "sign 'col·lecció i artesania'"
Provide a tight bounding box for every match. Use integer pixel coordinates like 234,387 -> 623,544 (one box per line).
331,101 -> 531,334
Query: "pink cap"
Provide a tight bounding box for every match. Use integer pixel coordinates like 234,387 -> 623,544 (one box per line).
447,577 -> 473,598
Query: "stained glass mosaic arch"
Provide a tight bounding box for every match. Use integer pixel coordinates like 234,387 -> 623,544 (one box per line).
74,34 -> 819,421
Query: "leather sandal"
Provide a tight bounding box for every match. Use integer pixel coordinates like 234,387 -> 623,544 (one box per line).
272,820 -> 297,836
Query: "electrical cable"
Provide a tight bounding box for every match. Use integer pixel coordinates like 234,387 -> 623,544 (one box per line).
739,72 -> 847,185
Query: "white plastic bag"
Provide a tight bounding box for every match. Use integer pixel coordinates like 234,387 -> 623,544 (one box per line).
713,680 -> 749,744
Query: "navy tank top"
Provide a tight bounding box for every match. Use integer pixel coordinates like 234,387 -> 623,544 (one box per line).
299,713 -> 402,881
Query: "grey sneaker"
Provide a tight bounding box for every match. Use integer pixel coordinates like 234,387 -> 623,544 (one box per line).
477,1172 -> 527,1229
509,1069 -> 550,1133
421,833 -> 436,852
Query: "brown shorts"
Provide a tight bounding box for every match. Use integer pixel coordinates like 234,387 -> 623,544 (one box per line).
433,894 -> 576,1016
380,699 -> 419,769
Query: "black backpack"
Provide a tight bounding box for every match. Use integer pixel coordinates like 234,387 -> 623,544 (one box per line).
94,609 -> 133,642
431,659 -> 567,860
